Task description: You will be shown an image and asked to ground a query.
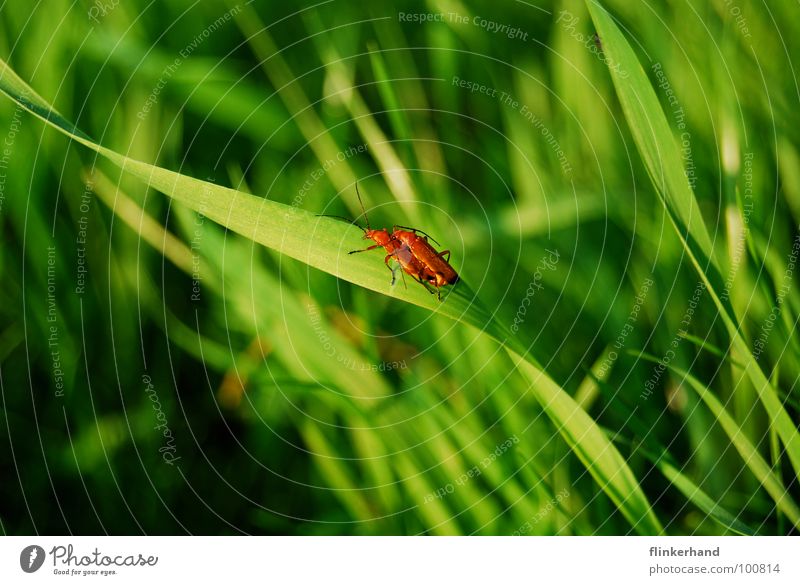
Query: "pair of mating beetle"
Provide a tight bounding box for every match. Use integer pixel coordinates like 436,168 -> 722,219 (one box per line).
326,185 -> 459,300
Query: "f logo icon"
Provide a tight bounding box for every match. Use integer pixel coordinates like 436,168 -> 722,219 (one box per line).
20,545 -> 45,573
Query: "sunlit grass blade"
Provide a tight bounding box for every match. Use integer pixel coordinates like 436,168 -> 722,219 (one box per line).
303,12 -> 420,218
367,43 -> 414,148
574,344 -> 614,411
227,2 -> 360,199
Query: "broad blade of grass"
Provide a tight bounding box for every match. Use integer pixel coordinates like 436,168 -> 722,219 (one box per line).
586,1 -> 800,483
0,56 -> 661,535
0,56 -> 486,328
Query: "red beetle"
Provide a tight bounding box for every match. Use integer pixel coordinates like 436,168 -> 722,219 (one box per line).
344,185 -> 459,299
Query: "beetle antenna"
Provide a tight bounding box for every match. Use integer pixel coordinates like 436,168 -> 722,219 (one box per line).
355,182 -> 371,230
393,224 -> 440,246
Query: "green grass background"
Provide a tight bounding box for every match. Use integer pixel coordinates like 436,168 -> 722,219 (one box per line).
0,0 -> 798,535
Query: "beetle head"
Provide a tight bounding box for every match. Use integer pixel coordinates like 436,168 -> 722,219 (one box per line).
364,228 -> 391,246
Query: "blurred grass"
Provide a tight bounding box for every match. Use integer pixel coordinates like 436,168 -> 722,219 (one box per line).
0,0 -> 798,535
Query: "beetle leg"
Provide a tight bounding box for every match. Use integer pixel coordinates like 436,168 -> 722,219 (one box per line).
348,243 -> 383,254
384,254 -> 399,285
417,275 -> 440,300
381,253 -> 407,289
419,273 -> 443,301
411,273 -> 428,289
399,267 -> 408,289
405,268 -> 434,295
419,278 -> 439,298
437,250 -> 451,262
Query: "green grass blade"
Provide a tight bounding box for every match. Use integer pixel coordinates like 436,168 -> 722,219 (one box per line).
585,1 -> 717,272
227,2 -> 359,197
686,374 -> 800,531
1,55 -> 661,536
367,43 -> 414,148
510,353 -> 663,535
586,1 -> 800,483
647,451 -> 756,535
635,353 -> 800,530
660,462 -> 755,535
0,56 -> 489,330
88,169 -> 395,401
